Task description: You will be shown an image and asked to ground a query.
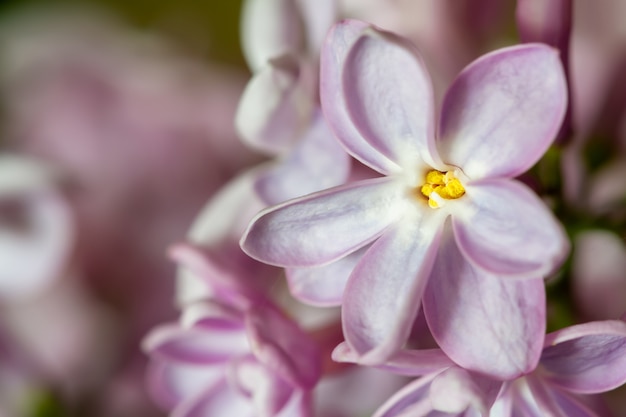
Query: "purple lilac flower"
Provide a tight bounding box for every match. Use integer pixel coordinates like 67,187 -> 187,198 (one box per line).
144,246 -> 321,417
241,20 -> 568,378
335,318 -> 626,416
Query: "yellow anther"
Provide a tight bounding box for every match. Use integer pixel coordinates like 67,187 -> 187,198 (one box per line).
420,183 -> 437,197
419,170 -> 465,208
437,178 -> 465,199
425,170 -> 446,185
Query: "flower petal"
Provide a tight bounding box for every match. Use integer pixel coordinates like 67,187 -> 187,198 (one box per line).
341,27 -> 440,171
177,169 -> 278,306
424,227 -> 546,380
173,382 -> 254,417
372,373 -> 440,417
235,56 -> 314,155
453,179 -> 568,278
438,44 -> 567,179
286,246 -> 366,307
241,177 -> 407,267
240,0 -> 304,71
429,367 -> 502,414
246,304 -> 321,389
146,360 -> 224,410
0,192 -> 73,300
254,112 -> 350,206
332,342 -> 454,376
540,319 -> 626,394
320,19 -> 399,174
342,211 -> 444,363
229,357 -> 293,416
143,323 -> 249,364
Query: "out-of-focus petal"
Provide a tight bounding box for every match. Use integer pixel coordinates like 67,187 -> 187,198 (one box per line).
246,304 -> 321,389
254,112 -> 350,206
176,169 -> 277,306
235,56 -> 314,155
453,179 -> 568,278
286,246 -> 366,307
173,382 -> 253,417
0,155 -> 55,195
146,360 -> 223,410
549,388 -> 598,417
438,44 -> 567,180
0,191 -> 73,300
540,319 -> 626,394
320,19 -> 399,174
241,177 -> 407,267
372,373 -> 440,417
341,28 -> 439,171
296,0 -> 336,57
429,367 -> 501,414
515,0 -> 573,145
332,342 -> 454,376
143,324 -> 249,364
571,230 -> 626,321
342,211 -> 443,363
229,357 -> 293,416
516,0 -> 572,61
424,228 -> 545,380
240,0 -> 304,71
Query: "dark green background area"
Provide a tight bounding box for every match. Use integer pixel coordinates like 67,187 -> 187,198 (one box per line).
0,0 -> 246,67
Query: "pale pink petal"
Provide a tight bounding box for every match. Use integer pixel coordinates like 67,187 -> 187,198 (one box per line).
540,319 -> 626,394
241,177 -> 407,267
173,382 -> 254,417
571,230 -> 626,320
438,44 -> 567,179
0,192 -> 73,300
235,56 -> 314,155
342,212 -> 444,363
146,360 -> 224,410
276,390 -> 312,417
320,19 -> 399,174
453,179 -> 568,278
429,367 -> 502,414
177,169 -> 278,306
372,373 -> 440,417
342,27 -> 440,170
246,304 -> 321,389
332,342 -> 454,376
143,324 -> 249,364
240,0 -> 304,71
296,0 -> 336,56
424,228 -> 545,380
254,112 -> 350,206
549,389 -> 599,417
286,246 -> 366,307
229,357 -> 293,416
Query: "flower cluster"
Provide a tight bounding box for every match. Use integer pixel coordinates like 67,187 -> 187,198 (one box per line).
1,1 -> 625,416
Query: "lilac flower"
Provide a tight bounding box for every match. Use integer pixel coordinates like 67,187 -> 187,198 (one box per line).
236,0 -> 336,153
144,299 -> 320,417
241,20 -> 568,378
341,318 -> 626,416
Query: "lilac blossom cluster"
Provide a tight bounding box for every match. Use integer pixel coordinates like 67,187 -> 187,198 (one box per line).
143,1 -> 626,416
1,1 -> 626,416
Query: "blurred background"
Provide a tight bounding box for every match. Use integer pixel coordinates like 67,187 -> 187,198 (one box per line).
0,1 -> 258,417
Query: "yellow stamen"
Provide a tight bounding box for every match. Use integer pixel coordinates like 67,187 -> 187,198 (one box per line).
420,170 -> 465,208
